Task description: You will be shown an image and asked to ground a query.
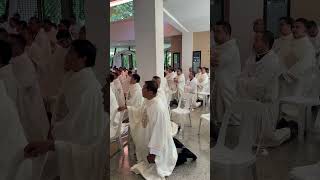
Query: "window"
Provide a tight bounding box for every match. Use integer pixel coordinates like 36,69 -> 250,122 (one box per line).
110,1 -> 133,22
264,0 -> 290,37
0,0 -> 7,16
43,0 -> 61,23
73,0 -> 85,24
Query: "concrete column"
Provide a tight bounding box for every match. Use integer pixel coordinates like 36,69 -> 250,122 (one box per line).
61,0 -> 73,19
229,0 -> 263,66
84,0 -> 109,84
182,32 -> 193,78
8,0 -> 18,18
134,0 -> 164,83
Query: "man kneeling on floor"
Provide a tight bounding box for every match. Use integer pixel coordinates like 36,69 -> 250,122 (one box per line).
118,80 -> 196,180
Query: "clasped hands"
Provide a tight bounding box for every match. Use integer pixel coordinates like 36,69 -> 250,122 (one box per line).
24,140 -> 55,158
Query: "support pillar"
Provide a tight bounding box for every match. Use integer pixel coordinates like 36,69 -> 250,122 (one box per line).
134,0 -> 164,83
182,32 -> 193,78
84,0 -> 109,84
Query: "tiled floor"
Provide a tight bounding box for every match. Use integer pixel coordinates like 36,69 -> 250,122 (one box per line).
110,108 -> 211,180
211,126 -> 320,180
110,109 -> 320,180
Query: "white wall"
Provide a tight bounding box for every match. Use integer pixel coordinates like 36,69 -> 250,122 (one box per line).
111,19 -> 182,43
229,0 -> 263,66
291,0 -> 320,22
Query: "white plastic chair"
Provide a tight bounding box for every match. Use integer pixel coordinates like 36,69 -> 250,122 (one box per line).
198,113 -> 210,135
171,93 -> 193,137
279,68 -> 320,141
289,162 -> 320,180
212,99 -> 265,180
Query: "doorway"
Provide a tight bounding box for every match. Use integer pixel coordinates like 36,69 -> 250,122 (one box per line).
264,0 -> 291,37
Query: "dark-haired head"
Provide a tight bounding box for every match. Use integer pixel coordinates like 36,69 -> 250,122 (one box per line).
59,19 -> 71,31
28,17 -> 41,33
131,74 -> 140,84
110,73 -> 115,82
152,76 -> 161,89
214,21 -> 232,45
189,71 -> 195,79
307,20 -> 319,38
293,18 -> 309,39
142,81 -> 158,99
253,18 -> 265,33
0,40 -> 12,66
279,17 -> 294,36
254,30 -> 274,53
0,28 -> 8,41
8,34 -> 26,57
56,30 -> 72,48
65,40 -> 96,72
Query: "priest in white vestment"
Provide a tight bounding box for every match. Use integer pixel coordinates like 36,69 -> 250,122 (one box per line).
153,76 -> 169,108
195,67 -> 202,81
166,68 -> 177,92
8,34 -> 49,142
184,71 -> 199,108
119,81 -> 178,180
8,34 -> 49,179
127,73 -> 144,107
213,21 -> 241,123
273,17 -> 294,72
279,18 -> 317,123
174,68 -> 185,101
111,72 -> 126,107
25,40 -> 106,180
280,18 -> 316,97
0,40 -> 18,103
123,73 -> 144,149
238,31 -> 291,147
28,17 -> 52,97
0,80 -> 32,180
69,16 -> 82,40
46,30 -> 72,98
110,85 -> 122,138
197,67 -> 209,100
307,20 -> 320,64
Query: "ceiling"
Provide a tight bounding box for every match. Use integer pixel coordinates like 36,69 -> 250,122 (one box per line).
110,0 -> 210,45
163,0 -> 210,32
110,0 -> 210,32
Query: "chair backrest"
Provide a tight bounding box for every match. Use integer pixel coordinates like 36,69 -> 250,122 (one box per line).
177,92 -> 193,110
216,99 -> 265,153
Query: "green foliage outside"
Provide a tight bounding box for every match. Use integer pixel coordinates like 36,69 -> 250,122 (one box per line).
43,0 -> 62,23
110,1 -> 134,22
0,0 -> 6,16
